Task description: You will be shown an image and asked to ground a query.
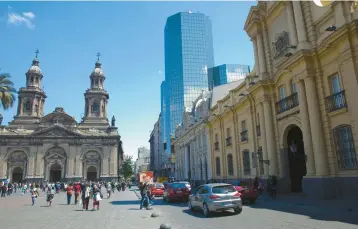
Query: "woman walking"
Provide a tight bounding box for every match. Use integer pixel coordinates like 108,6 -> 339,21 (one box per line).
92,185 -> 101,211
46,185 -> 55,206
66,183 -> 73,205
31,186 -> 39,206
82,184 -> 91,211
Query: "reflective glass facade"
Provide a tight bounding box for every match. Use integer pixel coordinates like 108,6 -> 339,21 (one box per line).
208,64 -> 250,90
164,12 -> 215,152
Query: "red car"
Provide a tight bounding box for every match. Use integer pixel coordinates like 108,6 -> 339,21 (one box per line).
163,182 -> 190,202
151,183 -> 165,196
234,181 -> 259,204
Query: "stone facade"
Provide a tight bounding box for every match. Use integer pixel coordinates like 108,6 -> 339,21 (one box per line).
173,90 -> 213,183
205,1 -> 358,199
0,55 -> 122,182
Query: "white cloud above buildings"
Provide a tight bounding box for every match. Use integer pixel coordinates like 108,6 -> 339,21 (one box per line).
7,6 -> 36,29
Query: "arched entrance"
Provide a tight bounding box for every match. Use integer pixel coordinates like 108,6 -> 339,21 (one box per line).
49,164 -> 62,182
87,166 -> 97,181
12,167 -> 24,182
286,125 -> 307,193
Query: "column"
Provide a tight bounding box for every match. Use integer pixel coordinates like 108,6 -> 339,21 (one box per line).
252,38 -> 260,76
304,77 -> 328,175
258,103 -> 269,176
292,1 -> 310,49
263,101 -> 277,175
19,98 -> 23,115
296,80 -> 316,175
286,2 -> 298,47
256,34 -> 267,76
110,145 -> 118,176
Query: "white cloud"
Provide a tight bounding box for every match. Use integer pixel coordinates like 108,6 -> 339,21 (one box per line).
7,7 -> 35,29
23,12 -> 35,19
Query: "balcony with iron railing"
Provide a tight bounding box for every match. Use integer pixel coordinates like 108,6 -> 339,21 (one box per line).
326,90 -> 347,113
240,130 -> 248,142
276,93 -> 299,114
226,137 -> 232,146
214,142 -> 219,150
256,125 -> 261,137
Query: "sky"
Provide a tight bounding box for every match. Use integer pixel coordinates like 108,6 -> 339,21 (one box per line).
0,1 -> 256,160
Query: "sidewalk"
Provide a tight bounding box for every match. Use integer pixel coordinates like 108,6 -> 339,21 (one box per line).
259,193 -> 358,212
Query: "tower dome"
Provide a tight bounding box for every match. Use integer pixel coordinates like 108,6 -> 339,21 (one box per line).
90,61 -> 105,78
27,58 -> 42,75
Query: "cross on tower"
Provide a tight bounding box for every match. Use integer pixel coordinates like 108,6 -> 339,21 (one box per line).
35,49 -> 39,58
96,52 -> 101,61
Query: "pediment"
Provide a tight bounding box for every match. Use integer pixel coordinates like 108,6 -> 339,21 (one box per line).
46,153 -> 66,161
31,126 -> 82,137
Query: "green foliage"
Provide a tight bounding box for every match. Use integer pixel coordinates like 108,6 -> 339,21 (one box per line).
0,73 -> 17,110
119,155 -> 134,180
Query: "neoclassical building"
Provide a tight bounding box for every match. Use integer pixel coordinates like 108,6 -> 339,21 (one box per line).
205,1 -> 358,199
173,82 -> 242,183
0,54 -> 123,182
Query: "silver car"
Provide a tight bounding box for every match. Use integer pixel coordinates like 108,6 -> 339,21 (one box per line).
188,183 -> 243,217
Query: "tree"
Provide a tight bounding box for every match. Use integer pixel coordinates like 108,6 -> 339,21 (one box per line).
119,155 -> 134,180
0,73 -> 16,110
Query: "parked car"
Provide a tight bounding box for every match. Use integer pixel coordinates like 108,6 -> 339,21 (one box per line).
151,183 -> 165,196
163,182 -> 191,202
188,183 -> 242,217
233,181 -> 259,204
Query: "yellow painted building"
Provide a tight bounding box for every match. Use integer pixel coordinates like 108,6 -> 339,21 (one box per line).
208,1 -> 358,198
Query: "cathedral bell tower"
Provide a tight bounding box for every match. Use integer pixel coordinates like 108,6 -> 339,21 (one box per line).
9,50 -> 47,128
79,53 -> 110,129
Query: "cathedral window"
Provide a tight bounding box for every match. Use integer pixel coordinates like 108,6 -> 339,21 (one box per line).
31,77 -> 34,83
23,100 -> 31,112
91,102 -> 99,113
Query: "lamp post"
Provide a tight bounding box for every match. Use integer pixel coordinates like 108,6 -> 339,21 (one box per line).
0,113 -> 3,126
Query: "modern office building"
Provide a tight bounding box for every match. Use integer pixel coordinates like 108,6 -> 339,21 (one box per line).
164,11 -> 215,155
208,64 -> 250,90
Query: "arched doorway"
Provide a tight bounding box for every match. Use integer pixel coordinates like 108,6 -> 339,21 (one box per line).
12,167 -> 23,182
286,125 -> 307,193
49,164 -> 62,182
87,166 -> 97,181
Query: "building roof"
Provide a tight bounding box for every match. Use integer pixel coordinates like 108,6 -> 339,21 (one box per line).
210,80 -> 244,108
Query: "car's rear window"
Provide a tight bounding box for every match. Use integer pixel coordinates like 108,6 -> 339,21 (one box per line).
212,185 -> 236,194
155,183 -> 164,188
170,183 -> 187,188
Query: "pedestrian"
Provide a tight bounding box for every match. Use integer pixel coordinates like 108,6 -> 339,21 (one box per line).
31,187 -> 39,206
92,185 -> 101,211
106,182 -> 111,199
82,183 -> 91,211
66,183 -> 73,205
46,185 -> 55,206
74,182 -> 81,205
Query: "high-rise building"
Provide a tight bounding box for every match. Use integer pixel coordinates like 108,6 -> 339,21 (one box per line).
164,12 -> 215,154
208,64 -> 250,90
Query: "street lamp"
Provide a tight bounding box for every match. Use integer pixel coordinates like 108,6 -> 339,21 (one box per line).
0,114 -> 3,126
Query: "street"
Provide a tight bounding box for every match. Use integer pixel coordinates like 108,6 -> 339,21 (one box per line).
0,188 -> 357,229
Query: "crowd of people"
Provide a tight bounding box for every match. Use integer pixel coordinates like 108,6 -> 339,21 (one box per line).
0,180 -> 131,211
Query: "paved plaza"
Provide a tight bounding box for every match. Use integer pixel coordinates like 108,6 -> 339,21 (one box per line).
0,188 -> 357,229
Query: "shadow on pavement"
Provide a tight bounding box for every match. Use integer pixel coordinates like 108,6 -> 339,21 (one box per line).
182,209 -> 237,218
127,208 -> 141,210
154,198 -> 188,208
110,200 -> 139,205
249,199 -> 358,226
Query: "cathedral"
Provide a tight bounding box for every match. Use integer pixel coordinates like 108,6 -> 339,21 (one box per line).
0,52 -> 123,183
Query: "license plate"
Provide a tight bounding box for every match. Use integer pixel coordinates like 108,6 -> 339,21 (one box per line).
176,191 -> 182,193
157,189 -> 161,190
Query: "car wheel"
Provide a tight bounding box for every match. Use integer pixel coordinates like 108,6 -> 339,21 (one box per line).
250,199 -> 256,204
234,207 -> 243,214
203,203 -> 211,217
188,201 -> 193,211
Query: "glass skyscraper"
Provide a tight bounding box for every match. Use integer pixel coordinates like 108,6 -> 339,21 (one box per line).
163,12 -> 215,154
208,64 -> 250,90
